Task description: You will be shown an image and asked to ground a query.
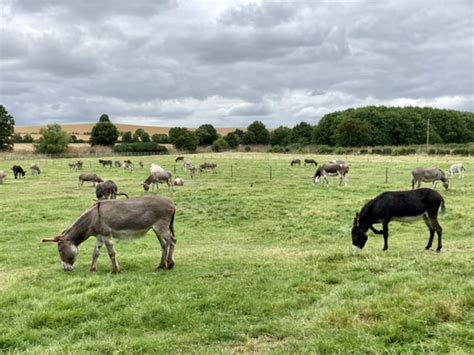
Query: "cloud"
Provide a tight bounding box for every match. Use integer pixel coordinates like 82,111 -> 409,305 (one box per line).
1,0 -> 472,127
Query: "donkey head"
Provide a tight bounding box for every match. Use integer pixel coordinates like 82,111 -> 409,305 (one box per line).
42,236 -> 80,271
351,212 -> 368,250
442,178 -> 449,190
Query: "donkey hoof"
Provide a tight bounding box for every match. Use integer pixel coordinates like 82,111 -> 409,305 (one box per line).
167,262 -> 175,270
436,248 -> 442,253
90,267 -> 97,272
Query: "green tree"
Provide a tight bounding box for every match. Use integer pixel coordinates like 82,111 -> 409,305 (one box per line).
23,133 -> 34,143
196,124 -> 218,146
133,128 -> 150,142
121,131 -> 133,143
34,124 -> 70,154
211,138 -> 230,152
242,130 -> 256,145
169,127 -> 189,145
312,112 -> 343,146
174,130 -> 198,152
246,121 -> 270,144
232,129 -> 245,140
290,122 -> 313,145
333,117 -> 373,147
270,126 -> 291,146
90,114 -> 119,146
151,133 -> 170,144
0,105 -> 15,151
224,132 -> 240,149
12,133 -> 23,143
99,113 -> 110,122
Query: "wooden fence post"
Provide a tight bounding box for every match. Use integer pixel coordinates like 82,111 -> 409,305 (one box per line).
385,168 -> 388,184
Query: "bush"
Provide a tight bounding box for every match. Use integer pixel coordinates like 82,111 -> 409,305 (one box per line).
34,124 -> 70,154
359,148 -> 368,154
452,148 -> 469,156
316,145 -> 334,154
428,148 -> 438,155
270,145 -> 287,153
334,147 -> 346,155
244,146 -> 251,152
392,147 -> 416,155
371,148 -> 382,155
437,149 -> 450,155
211,138 -> 230,152
112,142 -> 168,153
382,148 -> 392,155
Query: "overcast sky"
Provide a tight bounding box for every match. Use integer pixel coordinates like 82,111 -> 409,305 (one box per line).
1,0 -> 473,128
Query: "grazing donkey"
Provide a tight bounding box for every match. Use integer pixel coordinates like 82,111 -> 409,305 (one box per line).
79,173 -> 104,187
411,168 -> 449,190
142,171 -> 174,192
352,188 -> 445,252
99,159 -> 113,168
175,156 -> 184,162
42,196 -> 176,272
304,159 -> 317,166
114,160 -> 122,168
290,159 -> 301,166
150,163 -> 165,175
30,163 -> 41,175
12,165 -> 26,179
447,163 -> 465,178
313,163 -> 349,187
199,162 -> 217,173
183,161 -> 196,179
121,162 -> 133,172
95,180 -> 129,200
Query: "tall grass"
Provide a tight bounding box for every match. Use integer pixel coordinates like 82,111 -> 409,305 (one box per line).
0,154 -> 472,353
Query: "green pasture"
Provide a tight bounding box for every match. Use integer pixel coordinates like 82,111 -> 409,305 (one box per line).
0,153 -> 472,353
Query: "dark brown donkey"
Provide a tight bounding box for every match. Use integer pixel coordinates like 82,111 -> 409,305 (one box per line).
352,188 -> 445,252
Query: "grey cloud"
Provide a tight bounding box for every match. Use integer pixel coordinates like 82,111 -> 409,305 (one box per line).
1,0 -> 472,127
219,1 -> 298,27
12,0 -> 177,19
227,101 -> 273,117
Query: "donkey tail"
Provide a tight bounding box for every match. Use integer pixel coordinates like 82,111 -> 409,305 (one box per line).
440,199 -> 446,214
169,208 -> 176,242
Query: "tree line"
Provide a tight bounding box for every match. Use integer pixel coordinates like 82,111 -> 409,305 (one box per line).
1,104 -> 473,153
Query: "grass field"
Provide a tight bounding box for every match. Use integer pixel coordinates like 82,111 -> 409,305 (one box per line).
0,153 -> 472,353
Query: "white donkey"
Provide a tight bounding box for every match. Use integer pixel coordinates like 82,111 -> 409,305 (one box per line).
447,163 -> 465,178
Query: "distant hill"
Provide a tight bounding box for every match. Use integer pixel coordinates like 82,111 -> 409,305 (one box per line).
15,123 -> 240,141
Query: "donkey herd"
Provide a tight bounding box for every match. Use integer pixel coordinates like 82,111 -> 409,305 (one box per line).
0,157 -> 468,273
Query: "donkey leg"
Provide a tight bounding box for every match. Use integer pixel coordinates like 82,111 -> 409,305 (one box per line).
103,237 -> 120,273
382,222 -> 389,251
431,218 -> 443,252
152,225 -> 169,269
423,215 -> 435,250
166,231 -> 176,269
90,238 -> 104,272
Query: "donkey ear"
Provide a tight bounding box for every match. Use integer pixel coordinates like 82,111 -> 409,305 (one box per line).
42,235 -> 61,243
353,212 -> 359,227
